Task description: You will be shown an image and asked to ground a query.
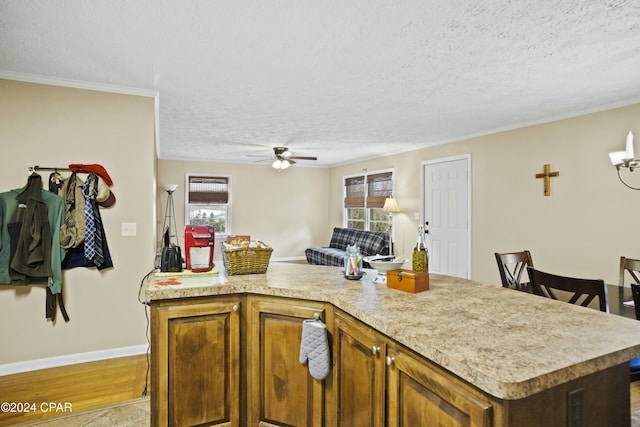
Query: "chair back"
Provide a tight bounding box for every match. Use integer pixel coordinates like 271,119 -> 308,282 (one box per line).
494,251 -> 533,292
631,283 -> 640,321
630,283 -> 640,381
619,256 -> 640,287
527,267 -> 607,312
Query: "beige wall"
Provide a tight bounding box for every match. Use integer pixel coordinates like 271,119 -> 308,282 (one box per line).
3,77 -> 638,368
161,103 -> 640,288
330,104 -> 640,286
0,79 -> 156,365
157,160 -> 330,261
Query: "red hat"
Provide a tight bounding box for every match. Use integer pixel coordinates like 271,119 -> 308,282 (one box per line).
68,164 -> 113,186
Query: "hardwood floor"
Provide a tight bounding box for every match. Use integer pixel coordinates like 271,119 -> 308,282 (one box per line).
2,354 -> 640,426
0,354 -> 149,426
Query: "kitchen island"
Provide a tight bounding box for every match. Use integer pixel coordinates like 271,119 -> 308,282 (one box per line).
142,263 -> 640,426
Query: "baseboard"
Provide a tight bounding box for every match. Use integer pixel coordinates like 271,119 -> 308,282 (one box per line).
0,344 -> 148,376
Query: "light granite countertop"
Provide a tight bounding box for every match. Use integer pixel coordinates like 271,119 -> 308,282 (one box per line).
141,262 -> 640,401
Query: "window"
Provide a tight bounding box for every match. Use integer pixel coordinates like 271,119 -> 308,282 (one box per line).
345,176 -> 365,229
344,170 -> 393,231
367,172 -> 393,232
186,175 -> 231,234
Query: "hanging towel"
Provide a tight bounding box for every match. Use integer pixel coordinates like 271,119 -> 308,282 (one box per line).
299,318 -> 331,380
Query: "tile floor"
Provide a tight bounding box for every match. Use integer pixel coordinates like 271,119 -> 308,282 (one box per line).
14,398 -> 150,427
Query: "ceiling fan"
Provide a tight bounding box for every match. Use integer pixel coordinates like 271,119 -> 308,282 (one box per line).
249,147 -> 318,170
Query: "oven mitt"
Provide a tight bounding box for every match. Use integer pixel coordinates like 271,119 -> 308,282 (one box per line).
299,318 -> 331,380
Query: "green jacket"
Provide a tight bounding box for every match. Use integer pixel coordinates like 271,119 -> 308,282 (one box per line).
0,183 -> 65,293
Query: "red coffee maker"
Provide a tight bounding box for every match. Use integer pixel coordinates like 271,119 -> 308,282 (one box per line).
184,225 -> 215,272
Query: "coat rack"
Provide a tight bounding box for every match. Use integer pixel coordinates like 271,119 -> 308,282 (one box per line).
28,165 -> 72,172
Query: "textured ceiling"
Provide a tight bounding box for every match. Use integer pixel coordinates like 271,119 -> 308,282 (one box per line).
2,1 -> 640,167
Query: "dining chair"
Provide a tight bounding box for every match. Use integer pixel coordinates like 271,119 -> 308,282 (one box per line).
526,267 -> 607,312
630,283 -> 640,382
494,250 -> 534,292
618,256 -> 640,288
632,283 -> 640,321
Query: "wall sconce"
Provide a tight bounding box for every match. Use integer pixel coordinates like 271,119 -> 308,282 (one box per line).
383,197 -> 401,255
609,131 -> 640,190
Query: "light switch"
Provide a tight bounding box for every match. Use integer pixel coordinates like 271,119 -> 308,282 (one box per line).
121,223 -> 137,237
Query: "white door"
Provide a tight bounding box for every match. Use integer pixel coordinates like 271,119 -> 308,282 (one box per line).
422,155 -> 470,278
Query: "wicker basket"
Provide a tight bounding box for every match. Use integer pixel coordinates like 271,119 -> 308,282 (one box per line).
221,241 -> 273,275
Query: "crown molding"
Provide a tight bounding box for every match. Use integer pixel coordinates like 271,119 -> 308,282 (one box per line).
0,70 -> 158,98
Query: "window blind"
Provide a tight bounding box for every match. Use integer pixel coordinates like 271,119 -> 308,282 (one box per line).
366,172 -> 393,208
344,176 -> 365,208
188,176 -> 229,203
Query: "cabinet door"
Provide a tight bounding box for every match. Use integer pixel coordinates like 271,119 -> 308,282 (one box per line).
332,310 -> 386,427
386,345 -> 493,427
248,297 -> 327,427
151,299 -> 242,427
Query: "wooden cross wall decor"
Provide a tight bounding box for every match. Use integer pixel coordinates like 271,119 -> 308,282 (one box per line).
535,164 -> 559,196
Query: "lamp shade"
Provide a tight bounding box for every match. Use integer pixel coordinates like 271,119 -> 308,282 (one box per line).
626,131 -> 635,160
383,197 -> 400,213
609,151 -> 627,166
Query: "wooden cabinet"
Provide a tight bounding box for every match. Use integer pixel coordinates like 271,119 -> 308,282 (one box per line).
331,310 -> 386,427
247,296 -> 329,427
150,296 -> 242,427
386,343 -> 493,427
151,295 -> 494,427
332,309 -> 493,427
149,285 -> 632,427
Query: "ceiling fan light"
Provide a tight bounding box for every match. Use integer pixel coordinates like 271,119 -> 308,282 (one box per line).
272,159 -> 291,170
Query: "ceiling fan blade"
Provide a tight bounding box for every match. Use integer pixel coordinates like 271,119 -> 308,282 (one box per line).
290,156 -> 317,161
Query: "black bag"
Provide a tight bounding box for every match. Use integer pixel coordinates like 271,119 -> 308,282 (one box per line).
161,246 -> 183,273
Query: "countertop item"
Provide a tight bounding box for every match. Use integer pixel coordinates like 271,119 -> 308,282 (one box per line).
141,263 -> 640,400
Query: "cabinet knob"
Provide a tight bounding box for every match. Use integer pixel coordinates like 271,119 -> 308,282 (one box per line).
371,346 -> 380,355
386,356 -> 395,366
232,305 -> 239,312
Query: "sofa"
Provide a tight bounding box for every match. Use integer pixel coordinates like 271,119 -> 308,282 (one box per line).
305,227 -> 390,267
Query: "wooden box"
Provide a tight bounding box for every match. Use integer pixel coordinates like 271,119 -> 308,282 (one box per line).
386,269 -> 429,293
